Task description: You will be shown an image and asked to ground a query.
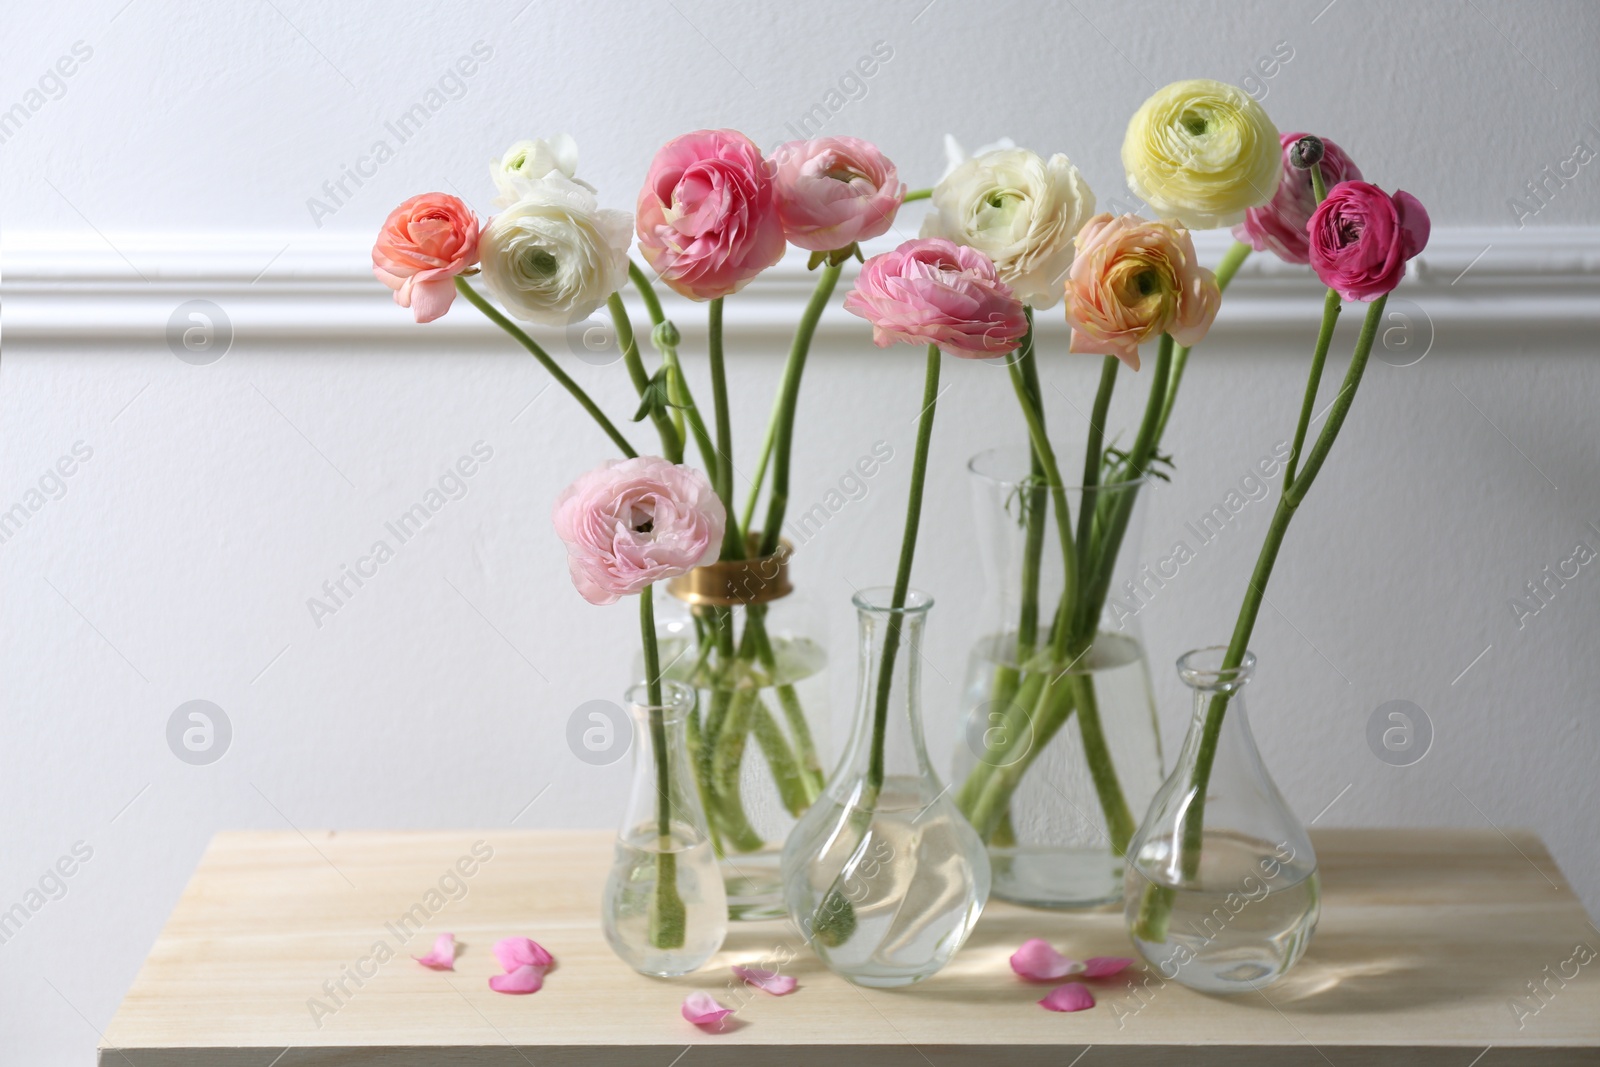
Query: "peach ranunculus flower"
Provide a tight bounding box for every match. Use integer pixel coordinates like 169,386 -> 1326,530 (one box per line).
371,193 -> 481,323
768,136 -> 904,252
635,129 -> 786,301
1062,214 -> 1220,370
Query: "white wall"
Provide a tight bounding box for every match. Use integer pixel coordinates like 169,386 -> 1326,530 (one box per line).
4,1 -> 1600,1063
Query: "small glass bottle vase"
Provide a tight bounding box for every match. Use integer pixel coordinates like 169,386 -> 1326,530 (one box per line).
602,681 -> 728,978
1123,648 -> 1320,993
782,589 -> 990,988
954,445 -> 1165,909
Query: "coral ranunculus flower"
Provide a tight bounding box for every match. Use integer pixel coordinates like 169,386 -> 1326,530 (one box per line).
1062,214 -> 1220,370
371,193 -> 480,323
1308,181 -> 1431,302
1122,79 -> 1281,230
843,238 -> 1029,358
635,129 -> 786,301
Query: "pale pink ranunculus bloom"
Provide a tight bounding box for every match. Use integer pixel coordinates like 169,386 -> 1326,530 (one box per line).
768,136 -> 904,252
371,193 -> 480,323
1062,214 -> 1220,371
552,457 -> 726,606
635,129 -> 786,301
1308,181 -> 1430,303
843,238 -> 1028,358
1233,132 -> 1363,265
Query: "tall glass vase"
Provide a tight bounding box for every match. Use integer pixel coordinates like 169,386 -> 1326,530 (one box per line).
601,681 -> 728,977
657,538 -> 828,921
953,446 -> 1164,908
1124,648 -> 1320,992
782,589 -> 989,988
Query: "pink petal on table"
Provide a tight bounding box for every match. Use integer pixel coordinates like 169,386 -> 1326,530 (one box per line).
488,964 -> 547,994
1082,956 -> 1134,979
732,964 -> 797,995
682,991 -> 735,1029
412,932 -> 457,971
1039,984 -> 1096,1012
1010,938 -> 1085,981
493,936 -> 554,972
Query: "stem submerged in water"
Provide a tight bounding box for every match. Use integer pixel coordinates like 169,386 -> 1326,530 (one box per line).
640,587 -> 686,949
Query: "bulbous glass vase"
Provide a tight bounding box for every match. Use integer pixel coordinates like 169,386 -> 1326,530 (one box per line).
1124,648 -> 1319,993
781,589 -> 990,988
601,681 -> 727,977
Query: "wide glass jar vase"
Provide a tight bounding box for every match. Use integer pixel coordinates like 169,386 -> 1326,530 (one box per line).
655,537 -> 828,921
952,445 -> 1165,909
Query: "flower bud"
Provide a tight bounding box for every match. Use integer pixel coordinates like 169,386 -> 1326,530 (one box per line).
652,320 -> 681,351
1289,136 -> 1325,170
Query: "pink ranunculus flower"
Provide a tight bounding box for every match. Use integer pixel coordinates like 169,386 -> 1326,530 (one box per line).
1233,132 -> 1363,264
843,237 -> 1028,358
552,457 -> 726,606
769,136 -> 905,252
635,129 -> 786,301
1062,214 -> 1221,371
372,193 -> 480,323
1308,181 -> 1430,302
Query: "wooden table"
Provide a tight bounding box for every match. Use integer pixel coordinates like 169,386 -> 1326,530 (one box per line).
102,828 -> 1600,1065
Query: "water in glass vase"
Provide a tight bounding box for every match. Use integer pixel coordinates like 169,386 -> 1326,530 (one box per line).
602,824 -> 727,978
785,776 -> 987,988
958,630 -> 1163,907
1124,831 -> 1320,993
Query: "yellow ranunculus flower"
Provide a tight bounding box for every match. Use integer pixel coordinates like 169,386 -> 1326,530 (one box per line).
1122,79 -> 1281,230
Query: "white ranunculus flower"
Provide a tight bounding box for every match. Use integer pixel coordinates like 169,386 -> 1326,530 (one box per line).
479,173 -> 632,326
921,142 -> 1096,309
490,134 -> 590,207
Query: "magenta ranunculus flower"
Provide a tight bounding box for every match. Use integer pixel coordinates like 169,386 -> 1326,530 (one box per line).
769,136 -> 904,252
635,129 -> 786,301
372,193 -> 480,323
1308,181 -> 1430,302
1233,132 -> 1363,264
843,238 -> 1028,358
552,457 -> 726,606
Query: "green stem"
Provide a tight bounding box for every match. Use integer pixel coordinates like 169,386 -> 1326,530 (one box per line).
1154,241 -> 1252,444
1005,352 -> 1078,660
866,345 -> 942,793
455,278 -> 636,457
707,297 -> 743,558
740,398 -> 781,536
758,263 -> 842,556
608,292 -> 681,463
1076,356 -> 1119,598
902,188 -> 932,203
640,586 -> 685,949
1284,287 -> 1344,488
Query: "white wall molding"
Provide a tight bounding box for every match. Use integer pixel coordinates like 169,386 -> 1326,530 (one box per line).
4,227 -> 1598,347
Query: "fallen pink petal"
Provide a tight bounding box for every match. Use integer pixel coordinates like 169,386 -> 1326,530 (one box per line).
492,936 -> 554,973
732,964 -> 797,995
1039,984 -> 1096,1012
488,965 -> 547,995
411,932 -> 457,971
1009,938 -> 1085,981
682,991 -> 735,1029
1082,956 -> 1134,979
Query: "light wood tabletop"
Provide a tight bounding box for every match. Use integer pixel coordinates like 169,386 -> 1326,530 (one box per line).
101,827 -> 1600,1066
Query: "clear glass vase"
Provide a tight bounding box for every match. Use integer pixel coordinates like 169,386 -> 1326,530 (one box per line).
1124,648 -> 1320,993
953,445 -> 1164,908
657,538 -> 828,921
601,681 -> 728,977
782,588 -> 990,988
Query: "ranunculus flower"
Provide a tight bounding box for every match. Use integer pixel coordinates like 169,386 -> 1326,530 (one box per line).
769,136 -> 904,252
1233,132 -> 1363,264
1122,79 -> 1281,230
636,129 -> 786,301
552,457 -> 726,606
844,237 -> 1028,358
490,134 -> 588,208
372,193 -> 480,323
1062,214 -> 1221,370
1308,181 -> 1430,302
921,143 -> 1095,308
479,174 -> 633,326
